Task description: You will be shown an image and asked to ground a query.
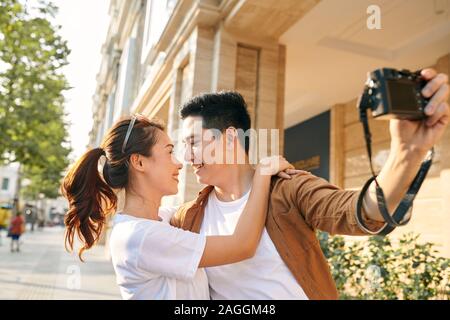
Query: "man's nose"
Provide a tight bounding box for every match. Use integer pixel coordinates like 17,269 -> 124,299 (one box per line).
184,145 -> 194,164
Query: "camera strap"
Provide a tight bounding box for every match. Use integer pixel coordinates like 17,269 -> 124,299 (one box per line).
355,103 -> 434,236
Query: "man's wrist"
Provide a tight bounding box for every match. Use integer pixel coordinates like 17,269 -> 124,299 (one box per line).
364,142 -> 428,217
390,142 -> 429,160
383,144 -> 425,185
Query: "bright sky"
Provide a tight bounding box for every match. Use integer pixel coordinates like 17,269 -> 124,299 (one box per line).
52,0 -> 110,160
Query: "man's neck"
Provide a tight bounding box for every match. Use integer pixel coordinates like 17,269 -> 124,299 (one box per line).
214,164 -> 255,202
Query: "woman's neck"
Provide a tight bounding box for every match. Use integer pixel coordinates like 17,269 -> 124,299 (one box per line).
122,190 -> 162,221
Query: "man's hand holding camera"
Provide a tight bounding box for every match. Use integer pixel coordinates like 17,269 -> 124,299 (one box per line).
391,69 -> 449,154
363,68 -> 449,222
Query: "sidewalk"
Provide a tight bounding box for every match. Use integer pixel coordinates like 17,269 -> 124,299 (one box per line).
0,226 -> 121,300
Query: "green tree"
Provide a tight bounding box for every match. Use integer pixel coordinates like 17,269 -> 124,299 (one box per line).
0,0 -> 71,202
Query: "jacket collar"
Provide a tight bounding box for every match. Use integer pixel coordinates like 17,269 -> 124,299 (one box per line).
195,185 -> 215,206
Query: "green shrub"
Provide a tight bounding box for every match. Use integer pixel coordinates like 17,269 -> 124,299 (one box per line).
318,232 -> 450,299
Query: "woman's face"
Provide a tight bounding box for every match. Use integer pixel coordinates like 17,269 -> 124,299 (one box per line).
139,130 -> 183,196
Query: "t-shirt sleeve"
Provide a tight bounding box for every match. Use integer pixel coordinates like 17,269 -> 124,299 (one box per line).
136,222 -> 206,281
158,206 -> 179,223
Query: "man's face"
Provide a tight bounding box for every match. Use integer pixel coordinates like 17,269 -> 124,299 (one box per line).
182,116 -> 227,185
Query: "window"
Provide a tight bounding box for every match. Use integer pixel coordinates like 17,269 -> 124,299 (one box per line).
106,88 -> 116,129
1,177 -> 9,191
141,0 -> 177,64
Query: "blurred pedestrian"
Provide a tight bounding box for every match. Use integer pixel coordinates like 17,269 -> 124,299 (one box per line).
9,212 -> 25,252
29,206 -> 37,232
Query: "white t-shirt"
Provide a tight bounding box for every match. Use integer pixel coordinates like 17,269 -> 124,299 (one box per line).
109,207 -> 210,300
201,189 -> 309,300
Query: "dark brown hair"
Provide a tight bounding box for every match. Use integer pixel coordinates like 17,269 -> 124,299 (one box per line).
180,91 -> 251,153
61,115 -> 164,261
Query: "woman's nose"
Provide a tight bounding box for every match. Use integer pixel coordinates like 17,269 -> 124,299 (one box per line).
173,157 -> 183,170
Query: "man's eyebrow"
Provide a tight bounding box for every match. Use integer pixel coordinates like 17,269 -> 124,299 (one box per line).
165,144 -> 175,149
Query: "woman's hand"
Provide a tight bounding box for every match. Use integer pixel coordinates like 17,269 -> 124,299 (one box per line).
257,155 -> 301,179
199,156 -> 300,268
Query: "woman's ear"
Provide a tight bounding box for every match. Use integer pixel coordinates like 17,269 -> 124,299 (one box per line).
129,154 -> 145,172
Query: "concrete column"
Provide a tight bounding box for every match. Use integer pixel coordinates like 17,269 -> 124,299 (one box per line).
330,103 -> 345,188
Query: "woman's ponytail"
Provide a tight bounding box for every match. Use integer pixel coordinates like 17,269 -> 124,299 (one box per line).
61,116 -> 164,261
61,147 -> 117,261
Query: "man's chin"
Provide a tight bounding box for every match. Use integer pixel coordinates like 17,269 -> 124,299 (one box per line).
192,165 -> 213,185
196,175 -> 205,184
195,173 -> 209,185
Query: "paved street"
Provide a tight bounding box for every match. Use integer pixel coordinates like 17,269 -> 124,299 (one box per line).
0,226 -> 121,300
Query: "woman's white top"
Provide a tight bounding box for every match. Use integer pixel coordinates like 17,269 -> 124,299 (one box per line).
109,207 -> 210,300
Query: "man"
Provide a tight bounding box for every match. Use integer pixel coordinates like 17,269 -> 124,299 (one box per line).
9,211 -> 25,252
171,69 -> 449,300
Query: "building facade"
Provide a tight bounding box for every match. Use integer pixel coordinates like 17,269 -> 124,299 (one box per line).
90,0 -> 450,256
0,164 -> 19,205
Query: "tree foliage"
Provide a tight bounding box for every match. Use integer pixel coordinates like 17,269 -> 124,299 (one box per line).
0,0 -> 71,199
319,231 -> 450,299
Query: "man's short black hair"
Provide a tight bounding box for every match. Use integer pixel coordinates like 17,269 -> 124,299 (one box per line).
179,91 -> 251,154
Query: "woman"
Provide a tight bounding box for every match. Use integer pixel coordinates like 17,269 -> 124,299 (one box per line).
9,212 -> 25,252
62,115 -> 296,299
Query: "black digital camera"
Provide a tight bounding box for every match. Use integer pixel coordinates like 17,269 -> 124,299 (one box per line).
359,68 -> 429,120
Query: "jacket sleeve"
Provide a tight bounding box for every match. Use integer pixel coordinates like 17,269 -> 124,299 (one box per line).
169,208 -> 184,229
290,171 -> 385,236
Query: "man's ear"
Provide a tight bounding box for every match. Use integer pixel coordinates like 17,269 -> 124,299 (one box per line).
129,154 -> 144,172
225,127 -> 237,148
